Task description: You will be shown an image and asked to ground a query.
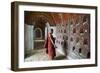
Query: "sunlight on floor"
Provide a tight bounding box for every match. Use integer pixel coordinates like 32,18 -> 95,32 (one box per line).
25,48 -> 67,62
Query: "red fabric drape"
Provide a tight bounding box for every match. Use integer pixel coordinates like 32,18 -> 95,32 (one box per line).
44,33 -> 56,59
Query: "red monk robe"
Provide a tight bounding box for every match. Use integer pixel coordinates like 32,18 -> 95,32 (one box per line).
44,33 -> 56,60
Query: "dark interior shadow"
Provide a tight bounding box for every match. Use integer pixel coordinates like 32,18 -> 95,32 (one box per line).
54,55 -> 67,60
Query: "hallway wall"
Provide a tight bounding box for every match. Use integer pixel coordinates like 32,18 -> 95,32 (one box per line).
25,24 -> 34,57
55,14 -> 90,59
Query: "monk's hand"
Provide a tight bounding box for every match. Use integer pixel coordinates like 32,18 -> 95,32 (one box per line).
54,45 -> 57,48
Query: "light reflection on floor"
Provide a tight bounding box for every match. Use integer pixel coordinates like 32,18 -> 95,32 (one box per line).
25,49 -> 66,62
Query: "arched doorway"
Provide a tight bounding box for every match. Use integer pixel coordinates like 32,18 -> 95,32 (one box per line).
34,28 -> 42,39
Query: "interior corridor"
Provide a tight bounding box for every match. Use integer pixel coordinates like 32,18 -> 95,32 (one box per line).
24,11 -> 90,62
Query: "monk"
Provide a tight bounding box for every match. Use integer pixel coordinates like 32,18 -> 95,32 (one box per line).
44,29 -> 56,60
